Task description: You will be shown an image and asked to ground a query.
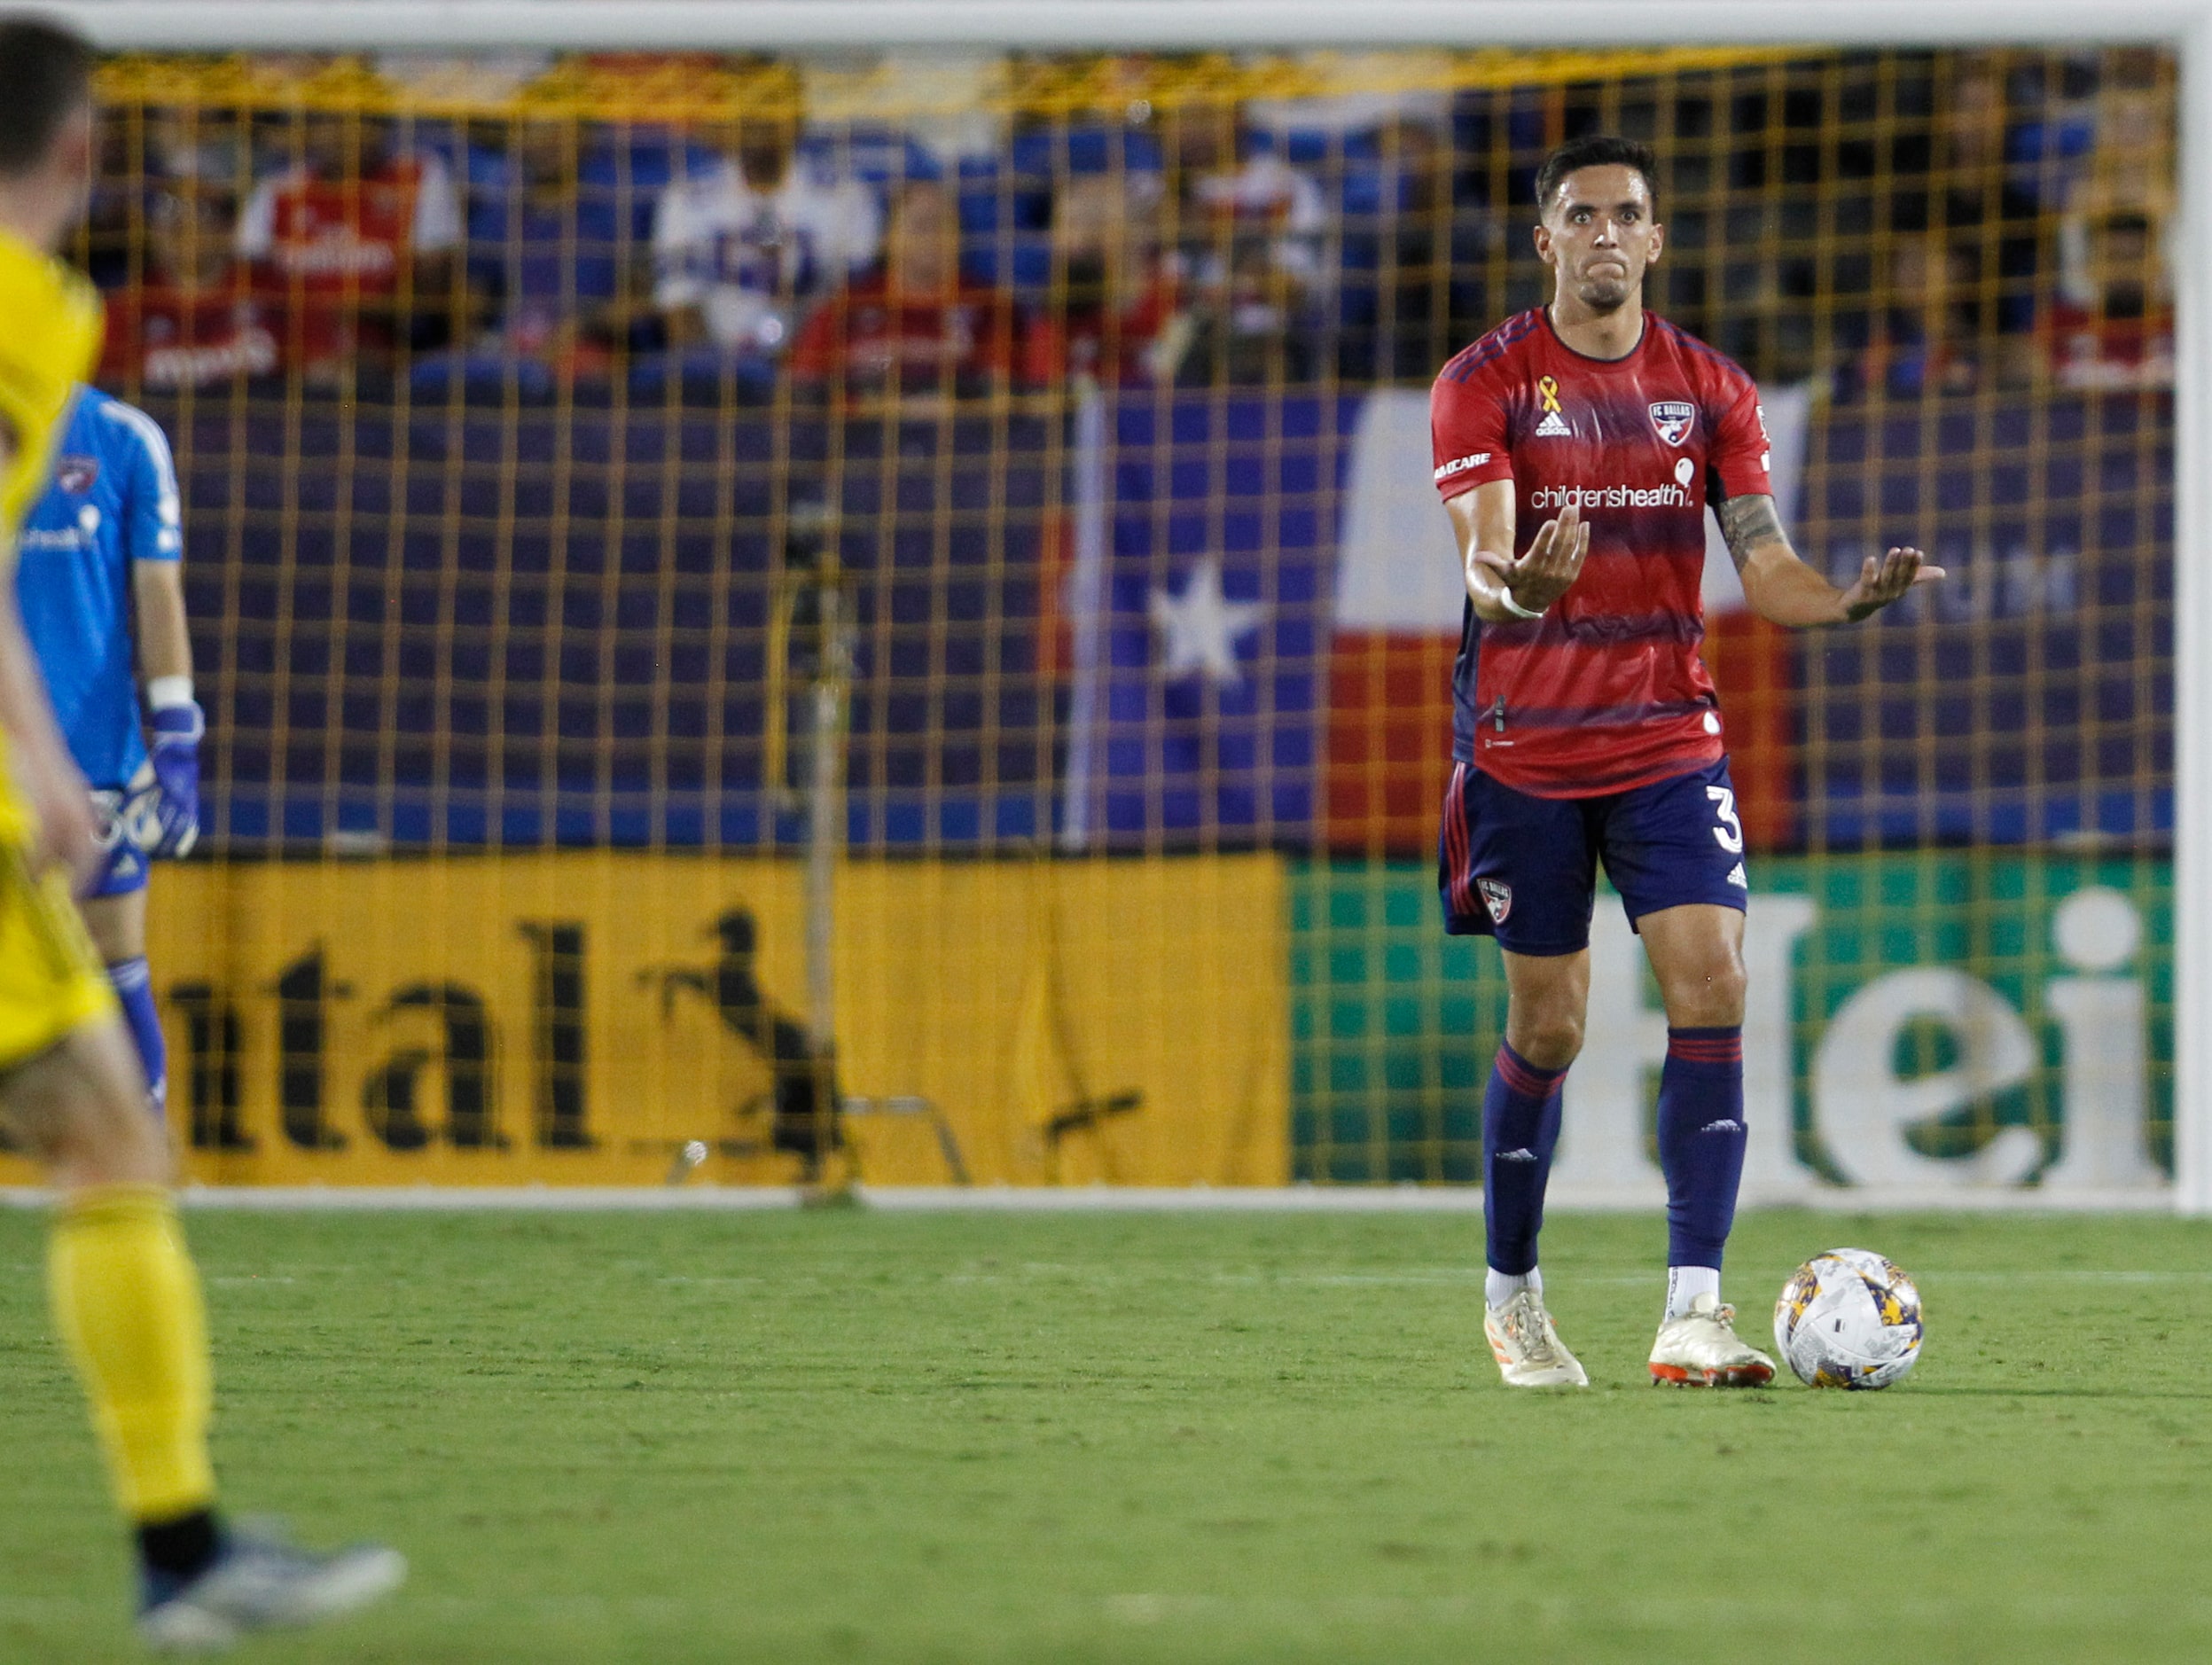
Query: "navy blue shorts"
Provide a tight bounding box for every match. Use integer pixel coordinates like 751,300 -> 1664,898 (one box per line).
1437,756 -> 1749,957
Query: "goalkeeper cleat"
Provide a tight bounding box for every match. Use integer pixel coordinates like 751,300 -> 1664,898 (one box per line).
1648,1292 -> 1776,1388
137,1523 -> 405,1653
1483,1288 -> 1589,1388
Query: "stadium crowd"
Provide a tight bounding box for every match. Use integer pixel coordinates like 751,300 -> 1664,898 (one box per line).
81,49 -> 2174,404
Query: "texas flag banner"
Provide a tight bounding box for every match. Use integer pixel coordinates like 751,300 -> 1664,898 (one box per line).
1058,391 -> 1350,850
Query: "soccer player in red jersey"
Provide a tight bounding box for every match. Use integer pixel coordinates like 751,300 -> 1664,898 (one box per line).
1430,136 -> 1942,1388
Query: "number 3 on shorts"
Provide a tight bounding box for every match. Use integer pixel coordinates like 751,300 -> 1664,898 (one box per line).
1707,786 -> 1744,854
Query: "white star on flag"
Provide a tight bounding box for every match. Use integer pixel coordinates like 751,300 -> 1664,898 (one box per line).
1148,556 -> 1267,687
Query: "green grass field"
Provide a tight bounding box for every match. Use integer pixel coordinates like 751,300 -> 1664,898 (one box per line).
4,1205 -> 2210,1662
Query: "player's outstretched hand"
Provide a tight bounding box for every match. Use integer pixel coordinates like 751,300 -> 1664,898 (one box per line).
1841,546 -> 1944,622
1478,502 -> 1590,617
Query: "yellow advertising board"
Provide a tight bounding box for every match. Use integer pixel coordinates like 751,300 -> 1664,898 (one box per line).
0,855 -> 1287,1189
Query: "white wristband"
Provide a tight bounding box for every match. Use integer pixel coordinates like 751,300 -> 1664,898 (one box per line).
147,676 -> 196,710
1497,590 -> 1546,621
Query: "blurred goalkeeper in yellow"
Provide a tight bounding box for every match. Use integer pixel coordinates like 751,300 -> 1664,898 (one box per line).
0,17 -> 402,1651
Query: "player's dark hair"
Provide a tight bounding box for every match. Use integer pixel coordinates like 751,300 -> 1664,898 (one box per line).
1533,135 -> 1660,218
0,15 -> 96,177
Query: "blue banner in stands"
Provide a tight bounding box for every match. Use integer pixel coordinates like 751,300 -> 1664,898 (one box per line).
154,387 -> 2164,854
1794,393 -> 2173,846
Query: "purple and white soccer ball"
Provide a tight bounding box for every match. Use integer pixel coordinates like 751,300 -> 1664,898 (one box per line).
1773,1248 -> 1923,1389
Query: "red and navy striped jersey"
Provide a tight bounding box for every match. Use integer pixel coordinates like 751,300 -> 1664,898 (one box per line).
1430,307 -> 1771,798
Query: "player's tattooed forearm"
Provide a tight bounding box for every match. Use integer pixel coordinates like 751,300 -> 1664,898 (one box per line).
1717,494 -> 1786,573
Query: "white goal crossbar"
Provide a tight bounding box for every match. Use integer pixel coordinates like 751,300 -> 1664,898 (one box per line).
39,2 -> 2212,52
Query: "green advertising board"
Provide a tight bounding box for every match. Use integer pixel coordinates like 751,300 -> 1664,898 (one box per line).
1290,856 -> 2171,1194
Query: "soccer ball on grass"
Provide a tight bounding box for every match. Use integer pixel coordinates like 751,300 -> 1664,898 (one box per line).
1772,1248 -> 1923,1389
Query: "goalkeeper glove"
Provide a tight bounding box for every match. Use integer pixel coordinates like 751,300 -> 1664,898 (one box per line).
136,678 -> 203,858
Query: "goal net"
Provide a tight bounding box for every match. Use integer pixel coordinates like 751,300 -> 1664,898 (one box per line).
10,31 -> 2177,1201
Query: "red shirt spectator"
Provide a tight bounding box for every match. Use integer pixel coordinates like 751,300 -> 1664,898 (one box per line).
236,113 -> 461,372
788,181 -> 1022,400
1025,269 -> 1186,387
2044,211 -> 2173,390
1024,174 -> 1192,387
2044,301 -> 2173,389
100,186 -> 279,388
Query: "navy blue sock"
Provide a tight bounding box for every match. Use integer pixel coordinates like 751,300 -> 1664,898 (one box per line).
106,958 -> 168,1121
1482,1042 -> 1567,1277
1655,1026 -> 1747,1270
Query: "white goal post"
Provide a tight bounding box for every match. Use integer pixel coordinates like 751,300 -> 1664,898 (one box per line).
48,0 -> 2212,1210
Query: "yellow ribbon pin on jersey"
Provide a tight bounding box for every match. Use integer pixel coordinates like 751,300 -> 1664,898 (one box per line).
1537,376 -> 1562,414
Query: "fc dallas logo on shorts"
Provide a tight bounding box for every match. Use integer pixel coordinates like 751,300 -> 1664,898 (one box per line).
1648,402 -> 1695,446
1479,878 -> 1513,924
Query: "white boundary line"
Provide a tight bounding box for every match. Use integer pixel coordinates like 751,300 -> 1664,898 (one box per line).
0,1184 -> 2177,1213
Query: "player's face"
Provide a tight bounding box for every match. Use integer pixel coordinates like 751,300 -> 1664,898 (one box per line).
1534,165 -> 1662,314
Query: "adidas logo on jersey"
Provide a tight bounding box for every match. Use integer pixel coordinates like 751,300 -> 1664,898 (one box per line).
1533,373 -> 1570,437
1726,863 -> 1748,888
1700,1119 -> 1745,1134
1494,1147 -> 1539,1162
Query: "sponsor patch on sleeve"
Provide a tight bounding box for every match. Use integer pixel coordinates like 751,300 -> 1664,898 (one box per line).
1434,452 -> 1491,482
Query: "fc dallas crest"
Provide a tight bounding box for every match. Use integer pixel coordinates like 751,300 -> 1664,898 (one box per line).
1479,878 -> 1513,925
1647,401 -> 1695,446
55,456 -> 97,495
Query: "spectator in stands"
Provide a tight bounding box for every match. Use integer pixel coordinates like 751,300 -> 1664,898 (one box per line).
788,179 -> 1024,406
1849,234 -> 1984,400
2043,209 -> 2172,389
151,106 -> 250,198
2047,51 -> 2173,391
1159,102 -> 1327,382
236,110 -> 463,381
650,113 -> 881,395
413,116 -> 652,400
100,182 -> 279,390
2049,48 -> 2172,226
1881,54 -> 2040,390
83,110 -> 142,291
1024,173 -> 1191,387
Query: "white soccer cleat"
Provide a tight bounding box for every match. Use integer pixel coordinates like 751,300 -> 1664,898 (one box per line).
1649,1291 -> 1776,1388
137,1524 -> 405,1653
1483,1288 -> 1589,1388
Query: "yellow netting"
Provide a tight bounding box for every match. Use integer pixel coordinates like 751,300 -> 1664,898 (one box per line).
13,44 -> 2171,1193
